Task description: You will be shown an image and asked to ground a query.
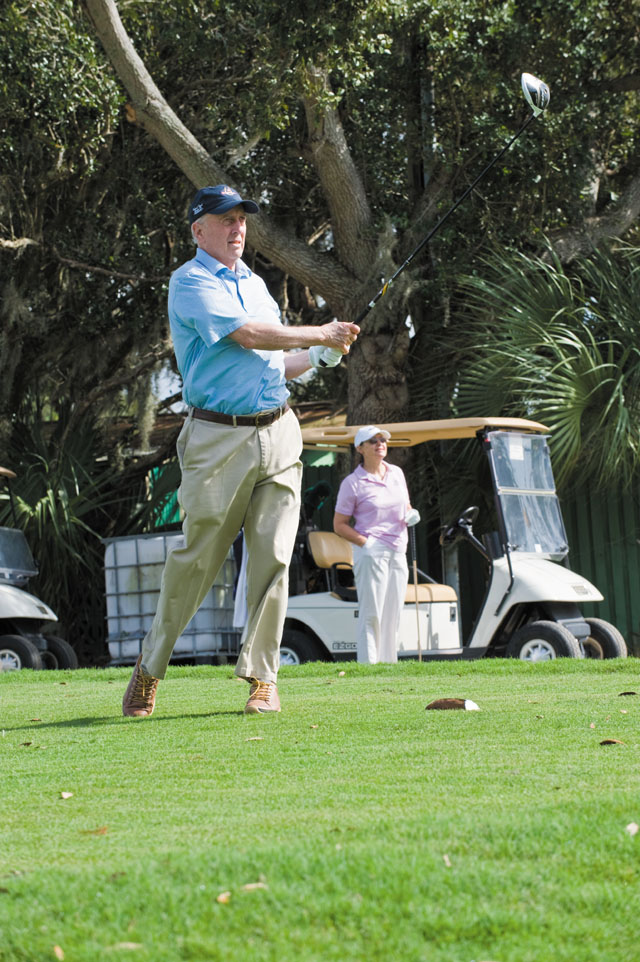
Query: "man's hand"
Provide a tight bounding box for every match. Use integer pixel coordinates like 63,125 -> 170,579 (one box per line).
321,320 -> 360,353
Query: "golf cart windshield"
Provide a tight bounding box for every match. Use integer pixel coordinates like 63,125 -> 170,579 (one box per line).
486,431 -> 569,560
0,527 -> 38,586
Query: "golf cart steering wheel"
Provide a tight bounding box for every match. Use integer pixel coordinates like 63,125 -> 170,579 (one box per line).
439,505 -> 479,547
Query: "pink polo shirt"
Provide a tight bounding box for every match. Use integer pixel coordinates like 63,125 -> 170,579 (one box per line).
335,462 -> 409,552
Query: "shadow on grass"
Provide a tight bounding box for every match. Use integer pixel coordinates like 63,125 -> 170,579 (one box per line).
5,709 -> 245,733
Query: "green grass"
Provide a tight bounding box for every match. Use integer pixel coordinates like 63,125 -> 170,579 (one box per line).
1,660 -> 639,962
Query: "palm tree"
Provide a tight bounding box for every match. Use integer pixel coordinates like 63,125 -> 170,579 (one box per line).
0,403 -> 182,665
451,243 -> 640,491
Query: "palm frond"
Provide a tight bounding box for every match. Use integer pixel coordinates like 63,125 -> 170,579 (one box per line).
452,242 -> 640,490
0,405 -> 182,661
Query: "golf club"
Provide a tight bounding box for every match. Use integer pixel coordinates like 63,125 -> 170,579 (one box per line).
356,71 -> 549,325
319,71 -> 549,364
409,524 -> 422,662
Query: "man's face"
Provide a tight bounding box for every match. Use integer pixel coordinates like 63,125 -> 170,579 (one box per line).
192,205 -> 247,268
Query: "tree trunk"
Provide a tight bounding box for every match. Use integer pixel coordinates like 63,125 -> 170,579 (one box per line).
81,0 -> 412,424
549,169 -> 640,263
81,0 -> 356,313
302,65 -> 375,280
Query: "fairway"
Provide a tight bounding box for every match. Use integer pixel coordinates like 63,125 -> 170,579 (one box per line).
1,660 -> 639,961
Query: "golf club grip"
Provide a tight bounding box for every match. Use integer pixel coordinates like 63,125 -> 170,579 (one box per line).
318,347 -> 344,368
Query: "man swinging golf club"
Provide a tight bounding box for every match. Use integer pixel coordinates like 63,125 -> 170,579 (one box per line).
122,184 -> 359,717
123,73 -> 548,710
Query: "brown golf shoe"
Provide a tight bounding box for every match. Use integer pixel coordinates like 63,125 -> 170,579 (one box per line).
244,677 -> 281,714
122,655 -> 159,717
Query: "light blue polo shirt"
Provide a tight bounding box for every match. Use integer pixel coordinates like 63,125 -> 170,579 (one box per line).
168,248 -> 289,414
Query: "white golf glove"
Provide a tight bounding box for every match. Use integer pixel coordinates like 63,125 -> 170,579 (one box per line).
405,508 -> 421,527
309,346 -> 344,368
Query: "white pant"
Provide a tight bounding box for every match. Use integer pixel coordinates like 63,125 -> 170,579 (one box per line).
352,538 -> 408,664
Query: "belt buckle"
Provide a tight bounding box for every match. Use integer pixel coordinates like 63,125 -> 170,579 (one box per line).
254,410 -> 273,428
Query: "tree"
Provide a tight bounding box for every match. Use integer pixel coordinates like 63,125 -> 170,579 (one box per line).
77,0 -> 640,421
3,0 -> 640,430
0,0 -> 181,456
453,242 -> 640,491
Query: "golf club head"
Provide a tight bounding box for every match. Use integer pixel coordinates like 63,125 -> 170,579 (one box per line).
521,72 -> 550,117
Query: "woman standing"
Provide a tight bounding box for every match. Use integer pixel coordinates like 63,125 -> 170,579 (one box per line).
333,425 -> 416,664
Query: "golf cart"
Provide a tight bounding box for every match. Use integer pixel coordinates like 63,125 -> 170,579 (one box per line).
280,417 -> 627,664
0,467 -> 78,670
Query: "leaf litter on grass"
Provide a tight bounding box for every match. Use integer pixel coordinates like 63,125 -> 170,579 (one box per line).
2,660 -> 640,962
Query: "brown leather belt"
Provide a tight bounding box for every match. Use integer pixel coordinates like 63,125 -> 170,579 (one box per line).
190,403 -> 290,428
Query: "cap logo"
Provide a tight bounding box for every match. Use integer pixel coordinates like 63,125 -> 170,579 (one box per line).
192,203 -> 204,215
221,187 -> 235,196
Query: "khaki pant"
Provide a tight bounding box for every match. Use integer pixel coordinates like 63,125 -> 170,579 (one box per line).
141,408 -> 302,683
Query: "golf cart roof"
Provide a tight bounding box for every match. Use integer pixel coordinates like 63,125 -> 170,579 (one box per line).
302,417 -> 549,449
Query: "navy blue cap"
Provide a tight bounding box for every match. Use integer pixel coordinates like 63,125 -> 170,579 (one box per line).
188,184 -> 259,224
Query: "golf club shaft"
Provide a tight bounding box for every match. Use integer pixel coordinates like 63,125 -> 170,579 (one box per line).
410,525 -> 422,661
354,111 -> 536,327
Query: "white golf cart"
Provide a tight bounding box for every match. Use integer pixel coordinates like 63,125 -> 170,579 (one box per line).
280,417 -> 627,664
0,466 -> 78,670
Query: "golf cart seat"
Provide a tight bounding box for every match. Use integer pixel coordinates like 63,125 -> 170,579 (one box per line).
307,531 -> 356,601
306,531 -> 458,604
405,582 -> 458,603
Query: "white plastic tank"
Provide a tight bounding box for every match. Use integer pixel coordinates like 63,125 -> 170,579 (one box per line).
103,533 -> 241,664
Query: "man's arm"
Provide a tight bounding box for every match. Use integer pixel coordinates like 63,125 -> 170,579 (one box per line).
283,351 -> 314,380
229,319 -> 359,352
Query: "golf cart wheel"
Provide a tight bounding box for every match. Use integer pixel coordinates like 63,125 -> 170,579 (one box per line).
41,635 -> 79,670
0,634 -> 43,671
506,620 -> 582,661
584,618 -> 627,659
280,629 -> 327,666
582,637 -> 604,659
